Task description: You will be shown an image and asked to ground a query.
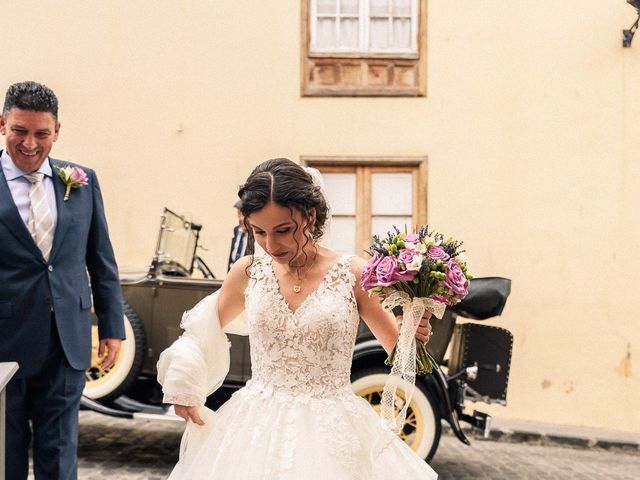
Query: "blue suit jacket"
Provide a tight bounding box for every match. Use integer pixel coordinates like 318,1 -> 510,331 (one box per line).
0,154 -> 124,378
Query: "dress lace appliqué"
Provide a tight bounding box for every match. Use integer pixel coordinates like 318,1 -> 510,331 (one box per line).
244,255 -> 359,398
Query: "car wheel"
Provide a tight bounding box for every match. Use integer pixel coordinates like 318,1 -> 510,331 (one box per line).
351,367 -> 442,462
84,303 -> 145,402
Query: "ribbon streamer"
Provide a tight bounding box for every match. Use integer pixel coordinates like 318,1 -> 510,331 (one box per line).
380,292 -> 445,433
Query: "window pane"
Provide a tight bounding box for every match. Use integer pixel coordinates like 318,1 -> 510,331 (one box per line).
392,18 -> 411,48
340,0 -> 359,15
369,18 -> 388,49
325,217 -> 357,255
371,0 -> 389,16
392,0 -> 412,17
372,216 -> 413,239
371,172 -> 412,214
317,0 -> 338,15
340,18 -> 359,48
316,18 -> 336,49
323,173 -> 356,215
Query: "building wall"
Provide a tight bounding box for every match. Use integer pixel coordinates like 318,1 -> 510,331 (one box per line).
2,1 -> 638,431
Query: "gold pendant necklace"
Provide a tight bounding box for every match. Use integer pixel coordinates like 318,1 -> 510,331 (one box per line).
291,254 -> 317,294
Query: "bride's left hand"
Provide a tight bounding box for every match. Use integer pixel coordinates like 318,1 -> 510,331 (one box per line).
415,312 -> 433,344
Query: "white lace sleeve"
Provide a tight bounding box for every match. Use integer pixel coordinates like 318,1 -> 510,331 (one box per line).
156,291 -> 232,406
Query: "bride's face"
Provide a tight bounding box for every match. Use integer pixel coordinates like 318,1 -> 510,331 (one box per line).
248,201 -> 314,265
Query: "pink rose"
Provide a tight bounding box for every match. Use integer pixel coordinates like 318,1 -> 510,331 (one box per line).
430,293 -> 450,304
360,253 -> 384,290
427,246 -> 450,262
397,249 -> 421,271
69,167 -> 89,186
443,260 -> 468,297
375,256 -> 415,287
404,233 -> 420,243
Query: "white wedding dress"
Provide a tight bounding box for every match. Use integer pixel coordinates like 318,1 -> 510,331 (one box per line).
159,255 -> 438,479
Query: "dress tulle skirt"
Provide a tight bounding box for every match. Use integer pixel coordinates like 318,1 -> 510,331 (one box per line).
169,381 -> 438,479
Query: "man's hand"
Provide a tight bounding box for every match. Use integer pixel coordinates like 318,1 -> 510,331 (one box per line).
174,404 -> 205,426
415,312 -> 433,344
98,338 -> 122,371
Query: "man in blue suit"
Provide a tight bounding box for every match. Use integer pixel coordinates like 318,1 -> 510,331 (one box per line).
0,81 -> 125,479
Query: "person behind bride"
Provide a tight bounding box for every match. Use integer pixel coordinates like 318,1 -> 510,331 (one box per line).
157,158 -> 438,479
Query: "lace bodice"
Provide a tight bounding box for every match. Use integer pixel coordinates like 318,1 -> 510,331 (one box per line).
244,255 -> 359,398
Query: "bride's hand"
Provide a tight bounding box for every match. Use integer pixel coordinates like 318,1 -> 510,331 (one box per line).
414,312 -> 433,344
395,312 -> 433,343
174,404 -> 205,426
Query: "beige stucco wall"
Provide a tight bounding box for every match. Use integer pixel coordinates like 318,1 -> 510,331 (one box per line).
2,1 -> 638,432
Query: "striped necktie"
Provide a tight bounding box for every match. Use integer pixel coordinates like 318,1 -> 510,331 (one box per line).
24,172 -> 54,261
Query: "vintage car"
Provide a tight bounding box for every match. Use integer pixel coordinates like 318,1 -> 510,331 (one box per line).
82,208 -> 512,462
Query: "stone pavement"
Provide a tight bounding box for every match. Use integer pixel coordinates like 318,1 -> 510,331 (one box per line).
25,411 -> 640,479
448,416 -> 640,454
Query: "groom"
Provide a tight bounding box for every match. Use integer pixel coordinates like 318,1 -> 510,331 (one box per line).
0,81 -> 125,479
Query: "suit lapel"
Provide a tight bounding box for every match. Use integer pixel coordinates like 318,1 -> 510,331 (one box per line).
0,164 -> 43,258
49,159 -> 72,260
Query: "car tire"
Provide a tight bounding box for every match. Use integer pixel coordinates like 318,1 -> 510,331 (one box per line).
84,303 -> 146,402
351,367 -> 442,462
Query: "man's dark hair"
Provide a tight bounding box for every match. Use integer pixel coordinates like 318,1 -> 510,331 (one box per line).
3,81 -> 58,121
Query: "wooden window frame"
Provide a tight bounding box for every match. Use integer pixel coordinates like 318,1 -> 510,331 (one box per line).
301,0 -> 427,97
309,0 -> 419,56
301,155 -> 428,255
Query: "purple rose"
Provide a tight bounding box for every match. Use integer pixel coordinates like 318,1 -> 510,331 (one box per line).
427,246 -> 450,262
375,256 -> 415,287
443,260 -> 468,297
404,233 -> 420,243
397,249 -> 420,270
430,293 -> 450,304
360,253 -> 383,290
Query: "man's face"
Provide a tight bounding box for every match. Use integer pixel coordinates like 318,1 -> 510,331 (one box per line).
0,107 -> 60,171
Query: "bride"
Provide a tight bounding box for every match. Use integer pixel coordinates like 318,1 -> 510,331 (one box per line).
157,158 -> 438,479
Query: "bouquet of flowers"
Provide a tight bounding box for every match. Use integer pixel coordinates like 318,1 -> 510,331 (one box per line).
361,226 -> 471,373
360,226 -> 471,432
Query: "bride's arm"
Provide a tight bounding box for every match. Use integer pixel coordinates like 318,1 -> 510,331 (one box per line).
217,255 -> 251,327
351,257 -> 399,354
351,257 -> 433,353
158,257 -> 251,422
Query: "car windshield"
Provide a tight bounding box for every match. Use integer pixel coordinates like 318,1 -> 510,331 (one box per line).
156,208 -> 196,273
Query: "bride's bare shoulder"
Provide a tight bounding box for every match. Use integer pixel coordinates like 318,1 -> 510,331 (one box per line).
222,255 -> 257,291
319,247 -> 367,275
318,246 -> 340,262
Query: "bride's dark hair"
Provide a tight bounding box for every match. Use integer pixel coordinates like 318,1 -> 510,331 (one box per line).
237,158 -> 329,259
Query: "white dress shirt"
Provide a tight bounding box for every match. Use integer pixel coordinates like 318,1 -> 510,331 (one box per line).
1,150 -> 58,229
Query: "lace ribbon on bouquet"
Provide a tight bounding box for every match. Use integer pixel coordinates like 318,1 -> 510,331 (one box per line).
380,292 -> 446,434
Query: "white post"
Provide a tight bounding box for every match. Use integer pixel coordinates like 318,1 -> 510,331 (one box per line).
0,362 -> 19,480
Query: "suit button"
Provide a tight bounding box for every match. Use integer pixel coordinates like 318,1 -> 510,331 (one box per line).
48,265 -> 54,272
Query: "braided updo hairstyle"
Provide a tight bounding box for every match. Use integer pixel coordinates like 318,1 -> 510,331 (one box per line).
237,158 -> 329,258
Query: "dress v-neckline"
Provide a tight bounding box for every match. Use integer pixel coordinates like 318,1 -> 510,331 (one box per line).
267,255 -> 345,316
